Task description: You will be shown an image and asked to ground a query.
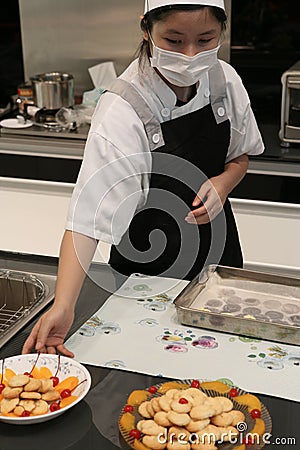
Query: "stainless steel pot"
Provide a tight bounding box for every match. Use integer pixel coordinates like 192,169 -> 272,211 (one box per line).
30,72 -> 74,110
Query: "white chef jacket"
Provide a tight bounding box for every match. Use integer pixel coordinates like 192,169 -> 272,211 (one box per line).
65,58 -> 264,245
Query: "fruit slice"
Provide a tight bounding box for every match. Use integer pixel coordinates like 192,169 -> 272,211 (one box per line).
157,381 -> 189,394
4,368 -> 16,381
234,393 -> 261,412
249,417 -> 266,436
39,366 -> 53,379
119,412 -> 135,432
30,366 -> 41,379
200,380 -> 230,393
127,390 -> 150,406
60,395 -> 78,408
55,376 -> 79,394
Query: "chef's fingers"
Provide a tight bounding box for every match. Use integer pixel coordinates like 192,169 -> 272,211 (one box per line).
56,344 -> 75,358
22,320 -> 41,354
192,180 -> 211,207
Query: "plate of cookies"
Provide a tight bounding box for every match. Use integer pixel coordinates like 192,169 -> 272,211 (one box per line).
119,379 -> 272,450
0,353 -> 91,424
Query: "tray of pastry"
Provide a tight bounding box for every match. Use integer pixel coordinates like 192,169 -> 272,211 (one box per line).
174,265 -> 300,345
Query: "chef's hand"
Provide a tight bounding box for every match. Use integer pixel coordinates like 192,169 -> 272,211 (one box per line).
22,305 -> 75,357
185,176 -> 227,225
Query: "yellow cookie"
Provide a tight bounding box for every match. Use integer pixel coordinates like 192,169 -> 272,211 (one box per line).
167,411 -> 191,427
0,397 -> 19,414
31,399 -> 49,415
2,386 -> 22,399
8,374 -> 30,388
142,435 -> 167,450
154,411 -> 172,427
138,401 -> 153,419
41,390 -> 61,402
24,378 -> 42,392
186,418 -> 210,433
20,392 -> 42,400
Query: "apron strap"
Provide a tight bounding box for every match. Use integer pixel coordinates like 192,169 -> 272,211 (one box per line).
107,78 -> 165,151
107,62 -> 228,149
209,61 -> 229,124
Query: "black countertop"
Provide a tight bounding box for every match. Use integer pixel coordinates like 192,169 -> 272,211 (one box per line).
0,251 -> 299,450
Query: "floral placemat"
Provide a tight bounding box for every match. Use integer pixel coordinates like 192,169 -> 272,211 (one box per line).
66,274 -> 300,402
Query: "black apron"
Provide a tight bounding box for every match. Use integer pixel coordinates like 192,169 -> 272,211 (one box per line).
108,63 -> 243,280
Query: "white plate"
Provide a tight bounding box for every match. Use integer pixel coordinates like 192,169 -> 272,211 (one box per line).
0,118 -> 33,129
0,353 -> 91,425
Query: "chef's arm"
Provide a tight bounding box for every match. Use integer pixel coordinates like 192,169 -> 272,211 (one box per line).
22,230 -> 98,354
187,154 -> 249,224
54,230 -> 98,311
218,154 -> 249,198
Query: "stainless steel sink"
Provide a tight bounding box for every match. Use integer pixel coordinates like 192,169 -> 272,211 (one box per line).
0,269 -> 56,349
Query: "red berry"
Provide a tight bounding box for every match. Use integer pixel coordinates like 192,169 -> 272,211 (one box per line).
179,397 -> 188,404
51,376 -> 59,387
0,383 -> 5,394
123,404 -> 134,413
129,429 -> 141,439
60,389 -> 71,399
250,408 -> 261,419
50,402 -> 61,412
148,386 -> 157,394
191,380 -> 200,389
21,410 -> 31,417
242,436 -> 254,445
229,388 -> 239,397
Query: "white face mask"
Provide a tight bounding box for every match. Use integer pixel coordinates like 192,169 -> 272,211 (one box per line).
150,41 -> 220,87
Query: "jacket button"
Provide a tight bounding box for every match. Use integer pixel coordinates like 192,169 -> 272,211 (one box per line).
217,106 -> 225,117
161,108 -> 170,118
152,133 -> 160,144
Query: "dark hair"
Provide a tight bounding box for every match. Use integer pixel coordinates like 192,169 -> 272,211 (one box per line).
136,5 -> 227,69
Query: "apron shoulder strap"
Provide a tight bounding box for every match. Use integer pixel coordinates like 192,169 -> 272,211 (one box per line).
106,78 -> 165,151
209,61 -> 229,124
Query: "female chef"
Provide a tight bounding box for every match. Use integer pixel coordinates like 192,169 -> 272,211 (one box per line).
23,0 -> 264,355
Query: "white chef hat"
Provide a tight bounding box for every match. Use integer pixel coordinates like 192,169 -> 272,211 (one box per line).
144,0 -> 225,14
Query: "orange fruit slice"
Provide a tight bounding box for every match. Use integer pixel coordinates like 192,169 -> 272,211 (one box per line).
249,417 -> 266,436
55,376 -> 79,394
200,380 -> 230,393
119,412 -> 135,432
127,390 -> 150,406
39,366 -> 53,378
4,368 -> 16,381
30,366 -> 41,379
234,393 -> 261,412
60,395 -> 78,408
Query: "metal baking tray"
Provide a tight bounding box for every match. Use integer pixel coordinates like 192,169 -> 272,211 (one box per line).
174,265 -> 300,345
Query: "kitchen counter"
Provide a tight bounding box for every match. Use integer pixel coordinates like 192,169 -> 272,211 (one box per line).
0,251 -> 299,450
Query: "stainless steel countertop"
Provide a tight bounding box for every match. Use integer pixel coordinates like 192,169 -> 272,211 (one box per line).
0,251 -> 299,450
